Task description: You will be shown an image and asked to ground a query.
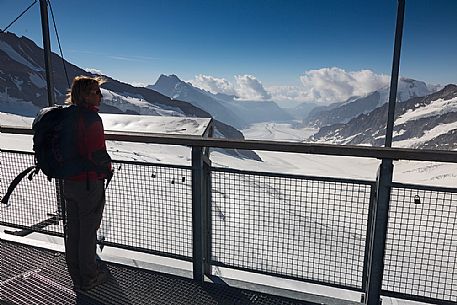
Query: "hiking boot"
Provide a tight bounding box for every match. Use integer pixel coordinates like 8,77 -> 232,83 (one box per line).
79,270 -> 108,291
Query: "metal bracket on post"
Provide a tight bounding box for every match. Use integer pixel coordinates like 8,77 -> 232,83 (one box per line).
363,159 -> 393,305
192,146 -> 210,283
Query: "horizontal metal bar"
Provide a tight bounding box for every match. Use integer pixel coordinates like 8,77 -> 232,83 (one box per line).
211,166 -> 376,186
0,126 -> 34,135
391,181 -> 457,193
2,125 -> 457,163
0,149 -> 34,155
113,159 -> 192,170
381,289 -> 457,305
99,240 -> 192,263
103,131 -> 457,163
211,260 -> 364,293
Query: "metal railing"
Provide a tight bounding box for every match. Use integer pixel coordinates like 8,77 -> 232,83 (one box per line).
1,129 -> 456,305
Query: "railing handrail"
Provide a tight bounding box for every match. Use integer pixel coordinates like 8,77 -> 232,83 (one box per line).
2,125 -> 457,163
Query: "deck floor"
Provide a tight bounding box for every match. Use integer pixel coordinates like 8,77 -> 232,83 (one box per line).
0,239 -> 314,305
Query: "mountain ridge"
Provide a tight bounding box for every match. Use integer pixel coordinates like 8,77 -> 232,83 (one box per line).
310,84 -> 457,149
0,31 -> 260,160
304,78 -> 436,128
149,74 -> 293,128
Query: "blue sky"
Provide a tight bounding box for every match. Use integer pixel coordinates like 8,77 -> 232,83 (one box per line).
1,0 -> 456,105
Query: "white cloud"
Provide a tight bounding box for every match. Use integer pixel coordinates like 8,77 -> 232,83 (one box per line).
189,74 -> 237,95
189,74 -> 271,101
297,67 -> 390,103
233,75 -> 271,101
85,68 -> 103,75
189,68 -> 390,106
267,85 -> 311,103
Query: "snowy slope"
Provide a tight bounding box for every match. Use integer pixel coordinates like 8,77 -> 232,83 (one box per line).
0,32 -> 251,145
311,84 -> 457,149
305,78 -> 437,128
101,89 -> 184,117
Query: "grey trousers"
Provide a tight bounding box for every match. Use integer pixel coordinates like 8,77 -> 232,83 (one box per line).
63,179 -> 105,286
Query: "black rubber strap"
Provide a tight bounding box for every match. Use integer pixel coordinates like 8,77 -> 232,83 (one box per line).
1,165 -> 37,205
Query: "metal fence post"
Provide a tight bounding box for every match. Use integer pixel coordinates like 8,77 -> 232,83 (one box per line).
362,184 -> 377,299
364,1 -> 404,302
363,159 -> 393,304
39,0 -> 56,107
192,146 -> 209,283
55,179 -> 67,248
202,154 -> 212,277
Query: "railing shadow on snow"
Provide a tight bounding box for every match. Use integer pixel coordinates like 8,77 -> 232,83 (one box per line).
0,126 -> 456,305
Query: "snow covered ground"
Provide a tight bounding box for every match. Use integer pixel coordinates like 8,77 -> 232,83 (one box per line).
241,122 -> 317,142
240,122 -> 457,187
3,115 -> 456,186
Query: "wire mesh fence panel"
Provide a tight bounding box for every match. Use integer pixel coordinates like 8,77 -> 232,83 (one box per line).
0,150 -> 62,235
100,161 -> 193,259
211,169 -> 372,290
384,185 -> 457,302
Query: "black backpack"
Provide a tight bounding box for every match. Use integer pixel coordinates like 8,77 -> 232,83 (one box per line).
1,105 -> 96,205
32,105 -> 90,179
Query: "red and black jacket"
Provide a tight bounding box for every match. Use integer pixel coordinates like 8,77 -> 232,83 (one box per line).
68,104 -> 112,181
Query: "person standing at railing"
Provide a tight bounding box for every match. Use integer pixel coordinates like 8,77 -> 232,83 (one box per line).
63,75 -> 113,291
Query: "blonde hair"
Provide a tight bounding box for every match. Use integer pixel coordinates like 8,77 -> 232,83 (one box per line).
65,75 -> 106,105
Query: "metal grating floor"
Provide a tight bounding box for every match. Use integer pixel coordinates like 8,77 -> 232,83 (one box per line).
0,239 -> 314,305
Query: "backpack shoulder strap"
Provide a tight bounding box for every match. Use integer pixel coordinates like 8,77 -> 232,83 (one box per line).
1,165 -> 38,206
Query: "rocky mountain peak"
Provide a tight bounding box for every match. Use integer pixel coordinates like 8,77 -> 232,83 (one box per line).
305,77 -> 437,128
310,83 -> 457,149
150,74 -> 183,97
155,74 -> 181,86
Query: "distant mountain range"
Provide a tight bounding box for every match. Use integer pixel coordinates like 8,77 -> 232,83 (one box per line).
2,31 -> 456,152
0,32 -> 259,160
304,78 -> 437,128
284,101 -> 319,121
310,84 -> 457,149
148,74 -> 293,129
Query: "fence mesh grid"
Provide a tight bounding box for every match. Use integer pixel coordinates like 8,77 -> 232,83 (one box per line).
211,169 -> 372,289
0,150 -> 193,259
384,186 -> 457,302
0,151 -> 62,235
101,161 -> 192,259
